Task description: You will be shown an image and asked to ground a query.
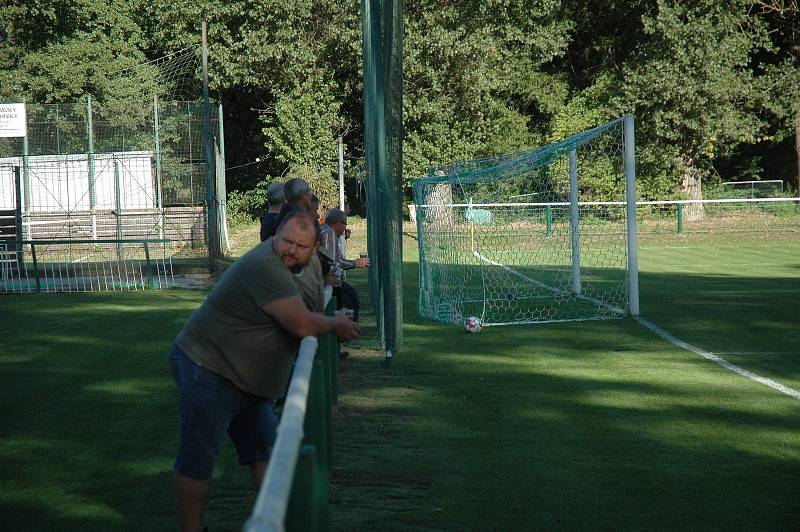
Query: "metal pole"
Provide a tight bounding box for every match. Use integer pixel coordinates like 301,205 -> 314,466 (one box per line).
21,98 -> 31,237
202,21 -> 218,271
187,102 -> 194,201
87,95 -> 98,240
217,100 -> 229,253
337,136 -> 347,259
144,242 -> 155,288
114,160 -> 124,261
153,95 -> 164,239
623,114 -> 640,316
13,166 -> 24,272
338,135 -> 345,210
31,243 -> 40,293
568,149 -> 581,295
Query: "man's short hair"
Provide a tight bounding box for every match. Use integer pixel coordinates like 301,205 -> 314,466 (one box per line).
284,178 -> 312,203
324,208 -> 347,226
277,210 -> 321,241
266,181 -> 285,206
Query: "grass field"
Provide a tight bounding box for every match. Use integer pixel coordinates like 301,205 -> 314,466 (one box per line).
1,221 -> 798,530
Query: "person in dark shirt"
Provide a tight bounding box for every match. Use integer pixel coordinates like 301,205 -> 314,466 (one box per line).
260,178 -> 313,241
259,181 -> 286,242
171,211 -> 359,532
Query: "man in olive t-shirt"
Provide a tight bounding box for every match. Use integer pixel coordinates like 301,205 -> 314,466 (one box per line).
170,211 -> 359,532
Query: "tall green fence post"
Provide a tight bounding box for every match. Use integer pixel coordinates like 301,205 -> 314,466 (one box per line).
87,95 -> 98,240
361,0 -> 404,367
546,205 -> 553,238
677,202 -> 684,235
114,160 -> 124,261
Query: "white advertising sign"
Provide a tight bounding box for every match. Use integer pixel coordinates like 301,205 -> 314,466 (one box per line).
0,103 -> 27,138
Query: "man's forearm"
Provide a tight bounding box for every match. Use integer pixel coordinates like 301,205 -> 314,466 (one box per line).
337,257 -> 356,270
295,311 -> 340,338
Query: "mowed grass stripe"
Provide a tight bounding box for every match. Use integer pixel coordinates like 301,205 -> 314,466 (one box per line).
639,236 -> 800,391
332,312 -> 800,530
1,224 -> 797,530
332,231 -> 799,530
0,291 -> 259,531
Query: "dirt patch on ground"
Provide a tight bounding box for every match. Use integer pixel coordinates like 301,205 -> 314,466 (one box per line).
171,274 -> 215,289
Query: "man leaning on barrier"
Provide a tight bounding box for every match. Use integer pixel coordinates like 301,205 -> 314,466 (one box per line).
169,211 -> 359,532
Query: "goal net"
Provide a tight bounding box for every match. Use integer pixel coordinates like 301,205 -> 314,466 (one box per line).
411,116 -> 639,327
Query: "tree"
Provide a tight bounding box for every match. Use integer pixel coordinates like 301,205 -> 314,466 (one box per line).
402,0 -> 572,179
751,0 -> 800,195
0,0 -> 149,102
622,0 -> 776,216
141,0 -> 361,203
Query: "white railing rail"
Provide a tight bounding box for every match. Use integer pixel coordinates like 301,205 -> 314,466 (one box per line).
244,287 -> 333,532
244,335 -> 318,532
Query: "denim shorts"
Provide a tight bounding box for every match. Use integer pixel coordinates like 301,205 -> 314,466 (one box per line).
170,344 -> 278,480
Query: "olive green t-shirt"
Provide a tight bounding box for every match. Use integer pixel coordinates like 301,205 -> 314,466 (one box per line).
175,238 -> 323,398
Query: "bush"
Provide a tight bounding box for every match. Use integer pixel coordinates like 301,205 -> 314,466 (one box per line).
226,182 -> 271,228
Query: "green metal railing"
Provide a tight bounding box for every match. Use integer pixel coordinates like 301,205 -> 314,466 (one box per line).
245,292 -> 340,532
0,238 -> 174,293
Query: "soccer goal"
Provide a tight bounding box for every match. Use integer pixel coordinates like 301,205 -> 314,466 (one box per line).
411,115 -> 639,327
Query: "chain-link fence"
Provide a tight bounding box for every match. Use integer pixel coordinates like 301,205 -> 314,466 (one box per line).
0,96 -> 227,292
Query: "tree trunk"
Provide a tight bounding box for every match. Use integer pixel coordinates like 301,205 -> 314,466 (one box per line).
679,155 -> 704,220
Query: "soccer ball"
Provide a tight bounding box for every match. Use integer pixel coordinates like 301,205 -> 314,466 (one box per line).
464,316 -> 483,333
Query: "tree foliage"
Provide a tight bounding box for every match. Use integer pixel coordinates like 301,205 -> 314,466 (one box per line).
1,0 -> 797,213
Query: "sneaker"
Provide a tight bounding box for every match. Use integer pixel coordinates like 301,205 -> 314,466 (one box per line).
339,351 -> 350,360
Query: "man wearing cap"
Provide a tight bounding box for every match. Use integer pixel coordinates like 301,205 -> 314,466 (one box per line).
259,181 -> 286,242
260,177 -> 314,241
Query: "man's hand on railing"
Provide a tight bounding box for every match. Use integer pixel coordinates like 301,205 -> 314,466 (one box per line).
331,310 -> 360,342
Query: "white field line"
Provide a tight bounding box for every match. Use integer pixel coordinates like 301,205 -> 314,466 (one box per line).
471,250 -> 626,316
715,352 -> 784,356
484,317 -> 597,327
636,317 -> 800,401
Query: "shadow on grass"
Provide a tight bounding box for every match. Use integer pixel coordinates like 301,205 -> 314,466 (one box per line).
330,260 -> 800,531
1,251 -> 798,531
0,291 -> 259,531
